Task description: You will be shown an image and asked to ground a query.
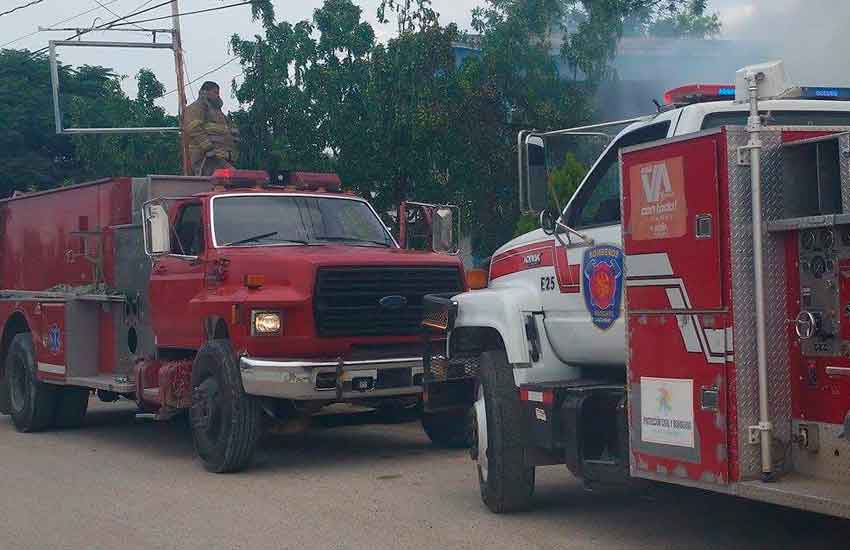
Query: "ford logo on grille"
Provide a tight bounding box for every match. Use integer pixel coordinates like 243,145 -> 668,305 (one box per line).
379,295 -> 408,310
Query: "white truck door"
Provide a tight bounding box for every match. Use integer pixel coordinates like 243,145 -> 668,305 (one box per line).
544,121 -> 674,367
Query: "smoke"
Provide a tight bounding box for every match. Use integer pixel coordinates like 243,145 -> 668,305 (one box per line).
717,0 -> 850,86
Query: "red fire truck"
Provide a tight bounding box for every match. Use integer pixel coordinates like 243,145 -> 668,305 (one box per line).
0,168 -> 467,472
423,61 -> 850,518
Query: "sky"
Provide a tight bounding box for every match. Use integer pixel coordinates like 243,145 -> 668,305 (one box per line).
0,0 -> 846,119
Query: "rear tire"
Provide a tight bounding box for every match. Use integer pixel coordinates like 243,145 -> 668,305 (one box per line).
53,387 -> 90,429
475,350 -> 534,513
422,409 -> 471,448
190,340 -> 263,473
0,367 -> 11,415
6,333 -> 57,432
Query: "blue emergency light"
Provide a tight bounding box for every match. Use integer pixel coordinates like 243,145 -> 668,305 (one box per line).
798,86 -> 850,100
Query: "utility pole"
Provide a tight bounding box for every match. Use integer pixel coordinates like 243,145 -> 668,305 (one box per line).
171,0 -> 191,175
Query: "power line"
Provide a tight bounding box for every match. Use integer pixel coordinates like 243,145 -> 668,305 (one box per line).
182,49 -> 196,97
92,0 -> 147,31
0,0 -> 47,19
1,1 -> 120,48
28,0 -> 174,56
163,56 -> 241,97
107,1 -> 257,29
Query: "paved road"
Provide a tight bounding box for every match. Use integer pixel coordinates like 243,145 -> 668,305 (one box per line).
1,400 -> 849,550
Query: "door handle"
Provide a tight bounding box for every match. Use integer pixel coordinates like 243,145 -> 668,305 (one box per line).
826,366 -> 850,377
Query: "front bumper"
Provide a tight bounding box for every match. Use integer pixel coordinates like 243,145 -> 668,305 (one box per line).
239,356 -> 424,400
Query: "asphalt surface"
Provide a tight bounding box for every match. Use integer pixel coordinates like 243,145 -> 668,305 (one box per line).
2,399 -> 850,550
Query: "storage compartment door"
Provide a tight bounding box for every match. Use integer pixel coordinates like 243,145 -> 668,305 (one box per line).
622,130 -> 730,485
628,313 -> 729,485
621,131 -> 724,311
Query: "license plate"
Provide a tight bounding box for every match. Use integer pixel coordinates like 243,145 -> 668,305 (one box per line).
351,377 -> 374,392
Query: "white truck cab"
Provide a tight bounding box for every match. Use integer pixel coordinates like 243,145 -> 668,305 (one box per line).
420,64 -> 850,512
464,93 -> 850,383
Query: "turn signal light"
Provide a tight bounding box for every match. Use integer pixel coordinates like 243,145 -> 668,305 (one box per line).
244,274 -> 265,289
466,268 -> 488,290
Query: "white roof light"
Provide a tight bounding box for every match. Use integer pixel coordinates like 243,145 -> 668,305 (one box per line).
735,60 -> 792,103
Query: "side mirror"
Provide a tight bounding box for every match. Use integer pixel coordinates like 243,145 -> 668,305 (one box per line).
143,202 -> 171,255
432,206 -> 460,255
539,208 -> 557,235
399,201 -> 461,255
519,132 -> 549,213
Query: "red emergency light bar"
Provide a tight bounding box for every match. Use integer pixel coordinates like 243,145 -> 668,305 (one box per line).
212,168 -> 270,188
663,84 -> 736,105
286,171 -> 342,192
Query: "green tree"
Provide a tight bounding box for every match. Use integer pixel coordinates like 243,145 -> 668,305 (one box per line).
622,0 -> 721,38
230,0 -> 714,259
0,49 -> 179,196
68,67 -> 180,179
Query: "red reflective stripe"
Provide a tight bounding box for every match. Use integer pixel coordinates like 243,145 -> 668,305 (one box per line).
490,240 -> 582,294
554,246 -> 580,293
490,244 -> 553,280
491,240 -> 553,263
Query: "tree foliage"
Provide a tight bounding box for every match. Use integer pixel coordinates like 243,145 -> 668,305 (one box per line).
230,0 -> 709,257
3,0 -> 720,260
625,0 -> 721,38
0,49 -> 178,196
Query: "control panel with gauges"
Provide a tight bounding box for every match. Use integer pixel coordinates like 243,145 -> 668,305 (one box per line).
796,226 -> 850,356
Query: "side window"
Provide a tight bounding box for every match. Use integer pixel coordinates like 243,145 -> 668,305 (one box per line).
567,121 -> 671,229
172,203 -> 204,256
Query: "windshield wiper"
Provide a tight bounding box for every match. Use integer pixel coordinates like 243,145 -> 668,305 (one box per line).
314,236 -> 391,247
223,231 -> 309,247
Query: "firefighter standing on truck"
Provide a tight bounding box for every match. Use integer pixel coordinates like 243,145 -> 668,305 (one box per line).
183,81 -> 238,176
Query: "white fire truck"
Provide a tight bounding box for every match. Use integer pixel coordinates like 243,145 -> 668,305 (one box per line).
423,61 -> 850,518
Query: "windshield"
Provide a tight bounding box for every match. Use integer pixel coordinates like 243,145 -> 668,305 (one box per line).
212,195 -> 393,247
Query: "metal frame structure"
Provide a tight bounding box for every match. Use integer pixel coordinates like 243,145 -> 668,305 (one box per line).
49,39 -> 180,135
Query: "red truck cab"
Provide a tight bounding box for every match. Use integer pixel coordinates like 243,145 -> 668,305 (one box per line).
0,169 -> 466,472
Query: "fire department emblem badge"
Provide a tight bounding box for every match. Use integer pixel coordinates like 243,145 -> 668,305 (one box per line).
582,245 -> 624,330
46,324 -> 62,353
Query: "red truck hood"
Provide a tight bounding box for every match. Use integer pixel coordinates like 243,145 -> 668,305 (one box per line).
261,243 -> 462,267
208,243 -> 464,295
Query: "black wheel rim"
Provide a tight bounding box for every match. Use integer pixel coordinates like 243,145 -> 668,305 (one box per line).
9,355 -> 28,413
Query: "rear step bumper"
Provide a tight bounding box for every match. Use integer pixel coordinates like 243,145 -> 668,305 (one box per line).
239,356 -> 424,400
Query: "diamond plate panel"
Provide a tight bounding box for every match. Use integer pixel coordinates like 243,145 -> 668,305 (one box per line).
841,134 -> 850,214
792,420 -> 850,484
727,128 -> 793,480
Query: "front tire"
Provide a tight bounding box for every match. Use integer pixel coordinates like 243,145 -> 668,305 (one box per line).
422,409 -> 471,448
475,350 -> 534,513
190,340 -> 263,473
6,333 -> 57,432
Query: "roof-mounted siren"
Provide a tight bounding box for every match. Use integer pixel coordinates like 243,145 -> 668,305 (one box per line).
734,60 -> 791,102
285,172 -> 342,192
212,168 -> 270,188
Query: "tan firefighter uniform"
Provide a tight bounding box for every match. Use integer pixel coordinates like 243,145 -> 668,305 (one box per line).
183,92 -> 238,176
